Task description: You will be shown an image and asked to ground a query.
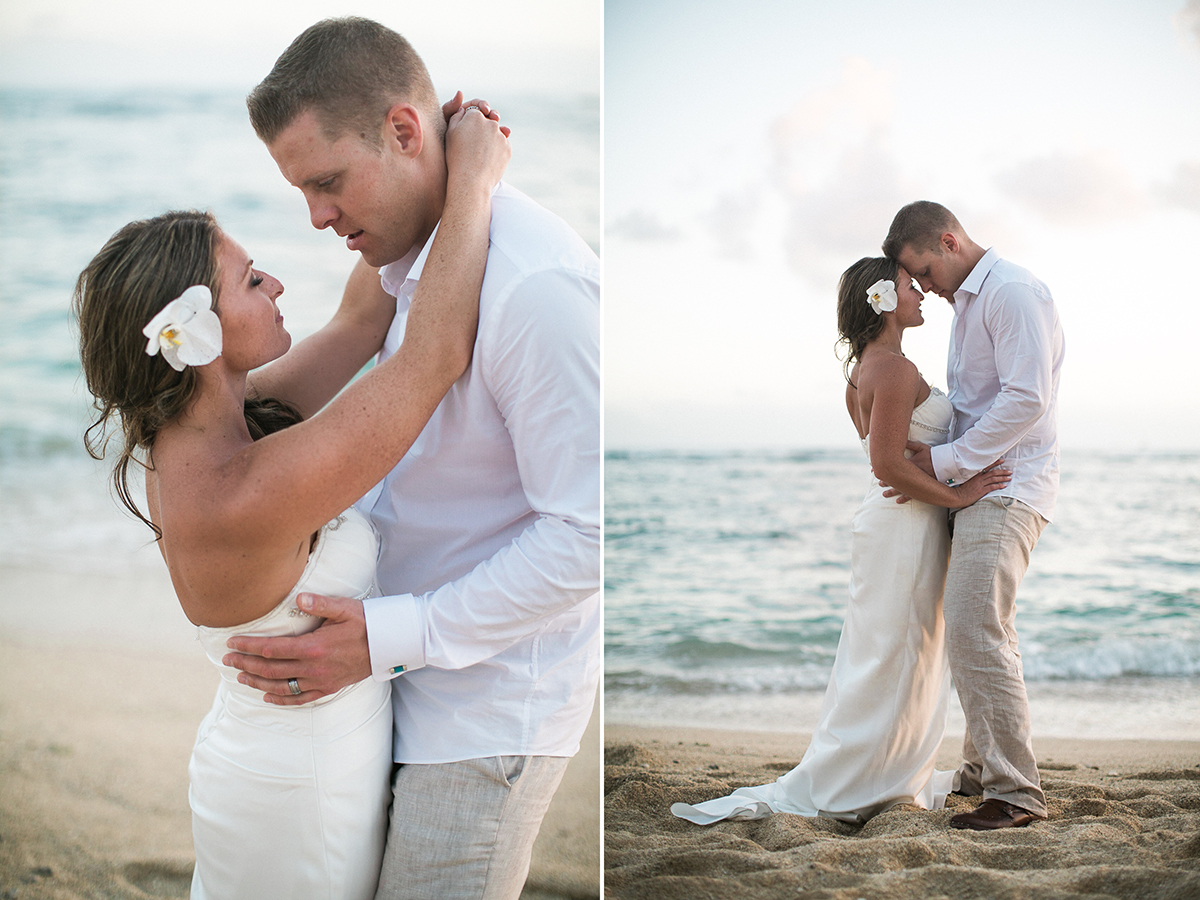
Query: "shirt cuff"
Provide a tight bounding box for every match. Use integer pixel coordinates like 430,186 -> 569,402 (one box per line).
362,593 -> 427,681
930,442 -> 959,485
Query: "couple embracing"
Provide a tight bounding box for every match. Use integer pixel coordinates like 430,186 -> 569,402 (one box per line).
76,17 -> 598,900
674,202 -> 1065,831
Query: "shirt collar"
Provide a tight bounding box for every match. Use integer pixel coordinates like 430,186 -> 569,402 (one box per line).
955,246 -> 999,301
379,221 -> 442,303
375,182 -> 504,302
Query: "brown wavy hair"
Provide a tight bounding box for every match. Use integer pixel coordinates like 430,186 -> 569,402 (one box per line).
835,256 -> 899,387
74,210 -> 301,537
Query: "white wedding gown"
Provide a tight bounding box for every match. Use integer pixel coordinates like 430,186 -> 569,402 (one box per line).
672,388 -> 956,825
189,508 -> 393,899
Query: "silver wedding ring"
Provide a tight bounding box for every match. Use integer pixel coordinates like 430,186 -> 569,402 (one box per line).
288,678 -> 301,695
463,105 -> 481,113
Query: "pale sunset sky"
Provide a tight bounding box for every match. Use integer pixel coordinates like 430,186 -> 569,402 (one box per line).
0,0 -> 600,94
3,0 -> 1197,451
606,0 -> 1200,451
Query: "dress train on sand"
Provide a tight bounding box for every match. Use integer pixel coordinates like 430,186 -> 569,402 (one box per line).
672,388 -> 957,825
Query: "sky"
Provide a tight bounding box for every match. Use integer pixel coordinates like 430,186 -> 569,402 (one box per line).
0,0 -> 600,94
3,0 -> 1198,453
605,0 -> 1200,451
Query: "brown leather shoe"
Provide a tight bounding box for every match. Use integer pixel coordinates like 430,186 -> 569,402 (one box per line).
949,798 -> 1043,830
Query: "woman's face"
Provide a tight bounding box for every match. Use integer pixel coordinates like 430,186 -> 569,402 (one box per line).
214,234 -> 290,371
892,266 -> 925,329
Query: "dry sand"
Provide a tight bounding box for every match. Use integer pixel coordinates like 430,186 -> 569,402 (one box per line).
0,564 -> 599,900
605,723 -> 1200,900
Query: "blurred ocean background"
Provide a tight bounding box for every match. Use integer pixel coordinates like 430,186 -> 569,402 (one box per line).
605,449 -> 1200,740
0,86 -> 598,589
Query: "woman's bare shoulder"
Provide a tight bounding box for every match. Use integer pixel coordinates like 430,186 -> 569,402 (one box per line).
856,345 -> 919,391
148,428 -> 309,625
146,421 -> 285,562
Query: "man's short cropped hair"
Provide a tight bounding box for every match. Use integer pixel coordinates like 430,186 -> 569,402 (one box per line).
247,17 -> 442,147
882,201 -> 963,260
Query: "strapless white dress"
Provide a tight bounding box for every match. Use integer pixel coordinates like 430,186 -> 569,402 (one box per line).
673,388 -> 956,825
188,508 -> 393,899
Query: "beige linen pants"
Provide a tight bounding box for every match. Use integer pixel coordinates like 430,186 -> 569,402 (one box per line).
373,754 -> 569,900
945,495 -> 1047,817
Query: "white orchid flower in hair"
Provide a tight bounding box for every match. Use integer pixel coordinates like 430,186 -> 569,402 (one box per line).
866,279 -> 898,315
142,285 -> 223,372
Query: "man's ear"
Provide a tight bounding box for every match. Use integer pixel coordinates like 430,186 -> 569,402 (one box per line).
939,231 -> 961,255
382,102 -> 424,158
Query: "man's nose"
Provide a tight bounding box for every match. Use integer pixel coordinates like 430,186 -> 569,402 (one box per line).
307,199 -> 338,231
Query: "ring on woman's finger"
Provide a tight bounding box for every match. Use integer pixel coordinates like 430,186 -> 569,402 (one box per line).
463,105 -> 481,113
288,678 -> 302,695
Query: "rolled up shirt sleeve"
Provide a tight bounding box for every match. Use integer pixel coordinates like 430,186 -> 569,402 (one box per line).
363,265 -> 600,677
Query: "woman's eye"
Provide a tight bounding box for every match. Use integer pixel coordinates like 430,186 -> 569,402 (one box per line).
250,274 -> 263,287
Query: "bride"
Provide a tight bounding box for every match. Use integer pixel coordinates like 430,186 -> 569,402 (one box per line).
73,104 -> 508,897
672,257 -> 1011,825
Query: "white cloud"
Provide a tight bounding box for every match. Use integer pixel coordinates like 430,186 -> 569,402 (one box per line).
1154,161 -> 1200,212
779,146 -> 910,289
768,56 -> 894,188
995,152 -> 1147,226
607,210 -> 682,242
615,57 -> 910,278
701,186 -> 762,260
1175,0 -> 1200,51
764,58 -> 911,287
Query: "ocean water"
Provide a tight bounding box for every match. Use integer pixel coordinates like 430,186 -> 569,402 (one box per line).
0,87 -> 598,578
605,450 -> 1200,740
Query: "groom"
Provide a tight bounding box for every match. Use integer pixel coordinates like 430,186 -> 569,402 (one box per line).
225,17 -> 600,898
882,201 -> 1064,830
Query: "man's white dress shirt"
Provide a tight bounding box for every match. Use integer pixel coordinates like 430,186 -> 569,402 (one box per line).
358,182 -> 600,764
930,247 -> 1065,522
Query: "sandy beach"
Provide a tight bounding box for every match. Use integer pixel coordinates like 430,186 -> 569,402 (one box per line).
0,563 -> 599,900
605,723 -> 1200,899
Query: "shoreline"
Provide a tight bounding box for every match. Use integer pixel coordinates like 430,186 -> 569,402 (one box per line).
604,672 -> 1200,742
605,724 -> 1200,900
